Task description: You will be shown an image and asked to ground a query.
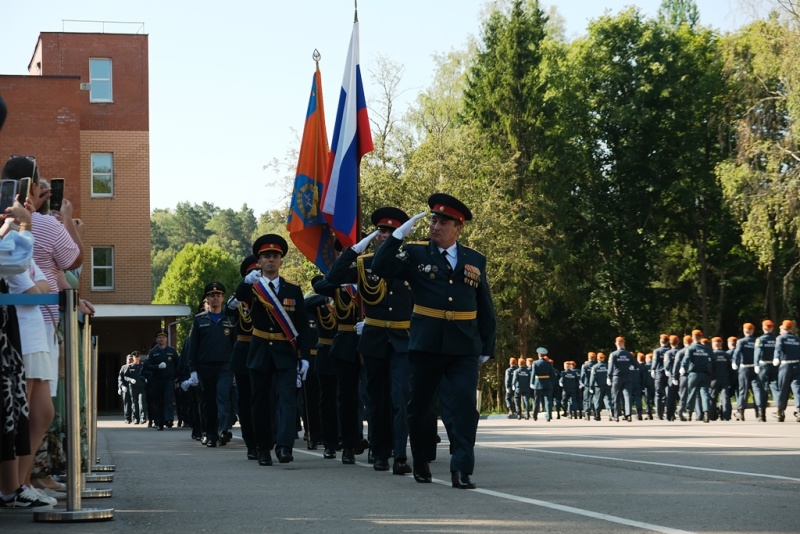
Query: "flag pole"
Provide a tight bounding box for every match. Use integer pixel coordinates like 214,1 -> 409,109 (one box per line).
354,2 -> 362,243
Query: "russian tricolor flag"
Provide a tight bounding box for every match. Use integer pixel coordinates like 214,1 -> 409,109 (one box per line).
321,17 -> 374,249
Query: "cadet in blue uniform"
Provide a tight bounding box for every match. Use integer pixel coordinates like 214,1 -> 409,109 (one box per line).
673,336 -> 693,420
144,328 -> 180,431
589,353 -> 611,420
651,334 -> 670,419
184,282 -> 236,447
680,330 -> 712,422
608,337 -> 634,422
630,353 -> 644,420
326,206 -> 414,474
560,361 -> 580,419
505,358 -> 519,418
663,336 -> 680,421
774,320 -> 800,422
513,358 -> 533,420
532,349 -> 554,421
118,354 -> 135,423
754,319 -> 779,416
579,352 -> 597,420
236,236 -> 311,465
371,194 -> 496,490
732,323 -> 765,421
642,353 -> 655,419
709,337 -> 732,421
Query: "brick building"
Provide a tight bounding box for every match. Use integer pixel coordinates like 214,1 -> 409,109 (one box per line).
0,30 -> 189,410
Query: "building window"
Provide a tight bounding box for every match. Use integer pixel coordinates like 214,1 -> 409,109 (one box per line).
89,58 -> 113,102
91,153 -> 114,197
92,246 -> 114,290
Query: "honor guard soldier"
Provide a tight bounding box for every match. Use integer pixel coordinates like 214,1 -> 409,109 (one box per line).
608,337 -> 634,422
589,353 -> 612,420
709,337 -> 732,421
651,335 -> 670,420
505,358 -> 519,418
184,282 -> 236,447
305,276 -> 339,459
144,328 -> 180,430
755,320 -> 779,414
732,323 -> 765,421
532,348 -> 554,421
371,193 -> 497,490
680,330 -> 712,422
326,206 -> 414,474
227,255 -> 259,459
579,353 -> 597,420
237,235 -> 311,466
774,320 -> 800,422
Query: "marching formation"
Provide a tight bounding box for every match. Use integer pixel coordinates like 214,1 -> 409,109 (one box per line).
505,322 -> 800,424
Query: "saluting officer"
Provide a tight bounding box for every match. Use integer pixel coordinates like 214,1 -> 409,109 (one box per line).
144,328 -> 180,430
326,206 -> 414,475
371,193 -> 497,490
774,320 -> 800,422
237,235 -> 311,466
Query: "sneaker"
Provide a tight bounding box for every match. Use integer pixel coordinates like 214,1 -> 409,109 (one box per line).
38,487 -> 66,500
1,486 -> 54,510
24,486 -> 57,506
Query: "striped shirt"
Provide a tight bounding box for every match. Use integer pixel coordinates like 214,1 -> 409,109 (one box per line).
31,212 -> 80,323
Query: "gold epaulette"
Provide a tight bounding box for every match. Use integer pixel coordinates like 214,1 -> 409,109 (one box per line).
406,241 -> 429,246
360,253 -> 375,259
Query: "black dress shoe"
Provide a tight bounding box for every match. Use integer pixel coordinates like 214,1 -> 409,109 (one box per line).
206,440 -> 217,448
276,447 -> 294,463
342,448 -> 356,464
307,440 -> 318,450
367,451 -> 375,464
323,448 -> 336,459
257,451 -> 273,466
247,447 -> 257,460
373,458 -> 390,471
451,470 -> 476,489
392,460 -> 411,475
412,461 -> 432,483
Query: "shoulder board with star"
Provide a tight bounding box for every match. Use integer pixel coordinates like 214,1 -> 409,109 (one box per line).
282,279 -> 300,290
459,244 -> 486,257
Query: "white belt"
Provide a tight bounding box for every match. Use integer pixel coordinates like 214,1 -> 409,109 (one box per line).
740,364 -> 755,368
782,360 -> 799,365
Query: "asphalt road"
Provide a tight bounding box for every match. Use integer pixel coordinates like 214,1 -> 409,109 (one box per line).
3,407 -> 799,533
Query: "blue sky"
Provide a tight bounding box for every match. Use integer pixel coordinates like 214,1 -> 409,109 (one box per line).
0,0 -> 750,216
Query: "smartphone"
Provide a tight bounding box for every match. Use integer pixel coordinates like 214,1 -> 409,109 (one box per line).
0,179 -> 18,213
17,177 -> 30,205
50,178 -> 65,211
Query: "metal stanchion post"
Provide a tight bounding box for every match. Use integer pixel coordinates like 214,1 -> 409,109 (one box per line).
81,320 -> 113,494
35,289 -> 113,522
91,335 -> 115,472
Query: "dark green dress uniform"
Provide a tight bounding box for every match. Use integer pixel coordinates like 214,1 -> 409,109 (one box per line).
531,355 -> 554,421
312,276 -> 362,463
371,194 -> 496,487
305,290 -> 339,457
236,235 -> 311,465
327,224 -> 414,471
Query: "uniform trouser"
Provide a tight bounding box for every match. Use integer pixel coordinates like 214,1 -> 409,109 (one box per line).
364,350 -> 410,462
666,379 -> 679,420
678,376 -> 689,414
408,351 -> 478,475
250,363 -> 297,452
505,389 -> 515,412
302,367 -> 322,443
150,377 -> 169,426
516,391 -> 532,414
685,372 -> 710,414
562,389 -> 579,412
737,367 -> 765,411
632,385 -> 643,415
758,364 -> 780,407
216,369 -> 234,434
130,388 -> 146,422
582,385 -> 593,413
146,383 -> 156,423
593,387 -> 612,415
709,376 -> 731,420
316,372 -> 339,450
611,377 -> 632,418
533,388 -> 552,419
197,364 -> 230,443
234,371 -> 255,449
186,385 -> 203,436
122,388 -> 133,421
175,384 -> 188,424
334,358 -> 362,449
162,377 -> 176,423
777,363 -> 800,411
654,373 -> 667,417
644,383 -> 655,414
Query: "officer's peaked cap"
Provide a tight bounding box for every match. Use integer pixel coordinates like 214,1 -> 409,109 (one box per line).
371,207 -> 409,229
428,193 -> 472,223
253,234 -> 288,257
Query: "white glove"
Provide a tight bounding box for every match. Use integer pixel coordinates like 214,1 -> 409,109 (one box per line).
180,380 -> 191,392
355,320 -> 365,335
129,378 -> 137,385
629,365 -> 635,371
672,379 -> 679,386
606,378 -> 612,386
578,383 -> 584,389
665,370 -> 671,377
298,359 -> 309,381
158,362 -> 167,369
117,388 -> 122,395
244,269 -> 261,284
731,363 -> 739,371
352,230 -> 379,254
392,211 -> 427,239
589,389 -> 594,395
479,355 -> 490,364
121,385 -> 128,393
650,370 -> 655,378
754,365 -> 760,374
559,380 -> 564,387
190,371 -> 198,385
227,296 -> 240,310
774,358 -> 781,367
679,367 -> 686,376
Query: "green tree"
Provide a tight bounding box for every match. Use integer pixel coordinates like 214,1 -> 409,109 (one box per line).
206,204 -> 258,260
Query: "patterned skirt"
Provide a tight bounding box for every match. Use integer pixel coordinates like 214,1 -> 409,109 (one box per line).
0,285 -> 31,461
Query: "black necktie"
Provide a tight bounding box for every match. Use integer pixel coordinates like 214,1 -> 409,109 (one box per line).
442,250 -> 452,273
269,281 -> 276,292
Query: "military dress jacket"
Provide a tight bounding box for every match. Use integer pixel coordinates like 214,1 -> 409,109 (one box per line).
531,359 -> 554,390
327,247 -> 413,357
144,345 -> 180,379
371,236 -> 496,357
184,310 -> 236,371
312,277 -> 359,364
235,276 -> 310,372
304,293 -> 337,375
